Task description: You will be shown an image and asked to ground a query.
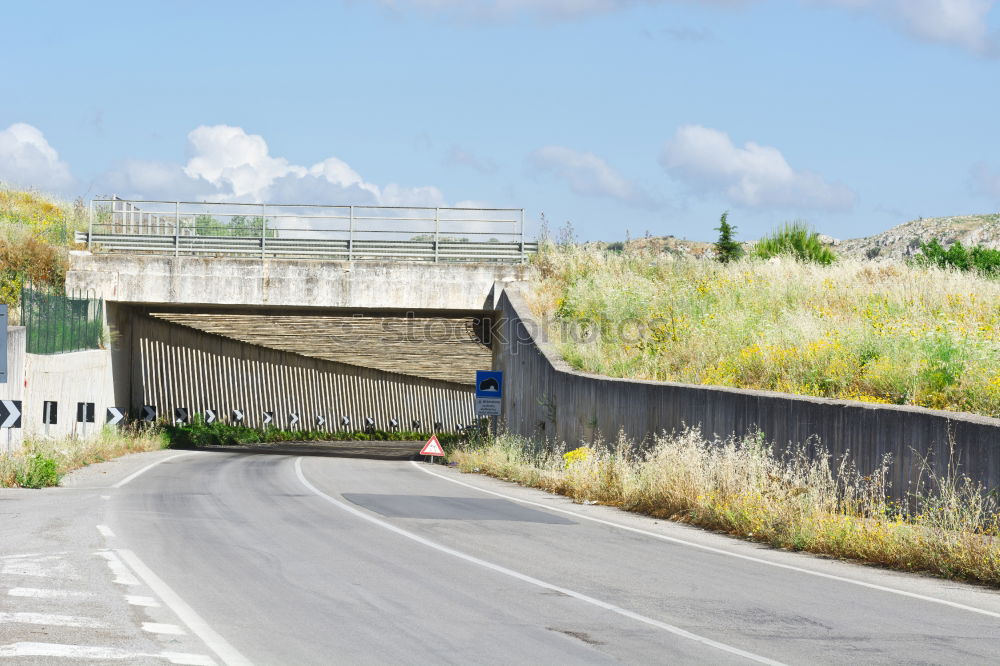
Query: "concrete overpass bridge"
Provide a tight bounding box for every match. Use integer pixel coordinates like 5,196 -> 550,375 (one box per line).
66,199 -> 536,432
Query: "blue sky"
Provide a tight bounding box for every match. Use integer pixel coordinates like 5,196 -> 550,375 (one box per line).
2,0 -> 999,241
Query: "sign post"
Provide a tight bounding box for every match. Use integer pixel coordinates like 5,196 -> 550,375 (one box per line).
76,402 -> 95,439
43,401 -> 58,438
0,305 -> 7,385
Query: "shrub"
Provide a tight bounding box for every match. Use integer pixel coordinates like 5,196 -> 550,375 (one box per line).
14,454 -> 60,488
752,222 -> 836,265
916,239 -> 1000,277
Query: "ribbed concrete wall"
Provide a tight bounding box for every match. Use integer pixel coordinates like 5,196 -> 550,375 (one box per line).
1,327 -> 25,452
495,289 -> 1000,495
134,315 -> 474,431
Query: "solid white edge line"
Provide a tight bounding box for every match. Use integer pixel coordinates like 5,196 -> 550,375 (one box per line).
294,457 -> 784,666
112,452 -> 197,488
114,549 -> 252,666
410,461 -> 1000,620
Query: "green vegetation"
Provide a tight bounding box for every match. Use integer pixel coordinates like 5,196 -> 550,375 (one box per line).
713,211 -> 743,264
536,244 -> 1000,416
193,214 -> 275,237
452,429 -> 1000,586
0,187 -> 84,317
916,239 -> 1000,277
0,426 -> 168,488
162,419 -> 463,449
752,222 -> 836,265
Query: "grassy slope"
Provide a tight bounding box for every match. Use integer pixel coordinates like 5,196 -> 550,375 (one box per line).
532,245 -> 1000,418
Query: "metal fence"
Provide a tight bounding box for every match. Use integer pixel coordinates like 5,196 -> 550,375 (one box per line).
22,284 -> 105,355
80,198 -> 536,263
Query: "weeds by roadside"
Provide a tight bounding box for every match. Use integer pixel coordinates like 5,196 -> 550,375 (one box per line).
161,419 -> 463,449
451,429 -> 1000,586
0,425 -> 168,488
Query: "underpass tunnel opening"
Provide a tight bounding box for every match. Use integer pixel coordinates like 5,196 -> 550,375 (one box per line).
107,302 -> 490,433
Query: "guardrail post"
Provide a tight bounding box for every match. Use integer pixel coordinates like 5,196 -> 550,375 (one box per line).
348,205 -> 355,261
520,208 -> 525,263
434,207 -> 440,263
87,199 -> 94,250
261,204 -> 268,262
174,201 -> 180,257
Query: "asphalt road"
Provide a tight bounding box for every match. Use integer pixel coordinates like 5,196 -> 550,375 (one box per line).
3,448 -> 1000,665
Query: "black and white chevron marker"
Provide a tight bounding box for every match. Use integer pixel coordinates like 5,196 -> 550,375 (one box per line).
289,412 -> 300,427
340,416 -> 350,427
42,401 -> 58,425
263,411 -> 274,426
389,418 -> 399,430
106,407 -> 125,426
0,400 -> 22,429
174,407 -> 189,425
231,409 -> 244,423
77,402 -> 95,424
204,409 -> 217,424
434,421 -> 443,431
315,415 -> 326,427
412,420 -> 421,430
142,405 -> 157,422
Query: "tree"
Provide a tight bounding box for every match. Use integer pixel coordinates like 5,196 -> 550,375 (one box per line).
714,211 -> 743,263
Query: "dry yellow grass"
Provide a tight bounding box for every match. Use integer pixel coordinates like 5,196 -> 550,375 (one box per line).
452,431 -> 1000,585
532,245 -> 1000,417
0,426 -> 168,488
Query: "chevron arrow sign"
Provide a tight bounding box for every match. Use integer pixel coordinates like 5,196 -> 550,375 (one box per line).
263,411 -> 274,426
231,409 -> 244,423
289,412 -> 299,427
142,405 -> 157,422
106,407 -> 125,426
174,407 -> 189,425
204,409 -> 217,424
0,400 -> 22,429
316,415 -> 326,427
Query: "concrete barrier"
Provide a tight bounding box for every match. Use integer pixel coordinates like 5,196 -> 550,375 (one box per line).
495,288 -> 1000,496
24,350 -> 116,440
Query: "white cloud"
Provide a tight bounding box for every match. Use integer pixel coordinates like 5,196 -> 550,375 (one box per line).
97,125 -> 445,206
660,125 -> 856,211
528,145 -> 660,209
0,123 -> 75,192
817,0 -> 998,54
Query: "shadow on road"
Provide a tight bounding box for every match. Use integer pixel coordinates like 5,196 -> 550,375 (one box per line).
176,440 -> 432,461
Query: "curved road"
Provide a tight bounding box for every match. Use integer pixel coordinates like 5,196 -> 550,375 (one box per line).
3,449 -> 1000,664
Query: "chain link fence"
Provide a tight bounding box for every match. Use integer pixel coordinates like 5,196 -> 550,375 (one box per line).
21,284 -> 105,354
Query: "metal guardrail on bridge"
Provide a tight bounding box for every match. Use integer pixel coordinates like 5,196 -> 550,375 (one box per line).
81,198 -> 536,263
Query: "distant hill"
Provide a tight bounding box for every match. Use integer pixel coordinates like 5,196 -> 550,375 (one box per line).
837,213 -> 1000,260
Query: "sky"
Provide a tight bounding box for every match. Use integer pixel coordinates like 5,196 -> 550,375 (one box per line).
1,0 -> 999,242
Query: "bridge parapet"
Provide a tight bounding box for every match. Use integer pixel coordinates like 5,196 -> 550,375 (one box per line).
80,198 -> 536,264
67,253 -> 532,311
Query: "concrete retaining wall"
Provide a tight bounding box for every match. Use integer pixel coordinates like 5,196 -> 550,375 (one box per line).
133,315 -> 474,431
495,289 -> 1000,495
24,350 -> 116,439
1,327 -> 25,452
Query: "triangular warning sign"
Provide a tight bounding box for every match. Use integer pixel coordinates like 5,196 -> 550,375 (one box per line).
420,434 -> 444,457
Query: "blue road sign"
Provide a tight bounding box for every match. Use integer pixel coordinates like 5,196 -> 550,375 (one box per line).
475,371 -> 503,398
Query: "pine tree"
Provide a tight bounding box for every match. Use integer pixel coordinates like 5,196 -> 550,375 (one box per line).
714,211 -> 743,263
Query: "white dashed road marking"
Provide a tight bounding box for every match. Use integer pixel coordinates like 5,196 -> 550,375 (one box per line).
0,642 -> 217,665
126,594 -> 161,607
0,611 -> 107,628
6,587 -> 91,599
97,524 -> 116,538
144,622 -> 186,635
